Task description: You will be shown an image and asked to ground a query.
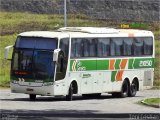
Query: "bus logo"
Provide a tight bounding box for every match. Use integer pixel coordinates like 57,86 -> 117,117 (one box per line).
72,60 -> 86,71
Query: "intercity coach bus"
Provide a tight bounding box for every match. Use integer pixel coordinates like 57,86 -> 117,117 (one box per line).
5,27 -> 154,101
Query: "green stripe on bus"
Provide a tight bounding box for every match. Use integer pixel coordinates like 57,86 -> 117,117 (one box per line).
70,58 -> 154,71
70,60 -> 97,71
128,58 -> 154,69
79,60 -> 97,71
115,59 -> 121,69
97,60 -> 109,70
111,71 -> 117,82
128,59 -> 134,69
132,58 -> 154,69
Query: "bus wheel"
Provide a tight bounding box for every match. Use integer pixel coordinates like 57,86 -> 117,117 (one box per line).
66,84 -> 73,101
120,80 -> 129,98
112,93 -> 119,98
29,94 -> 36,101
112,80 -> 129,98
128,81 -> 137,97
82,93 -> 101,98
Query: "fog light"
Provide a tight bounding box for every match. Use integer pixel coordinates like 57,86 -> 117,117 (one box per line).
12,80 -> 18,84
43,82 -> 53,86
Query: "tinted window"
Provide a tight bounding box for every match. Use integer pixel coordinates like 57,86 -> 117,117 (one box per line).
111,38 -> 123,56
83,39 -> 90,57
55,38 -> 69,81
71,38 -> 83,58
12,50 -> 55,80
16,37 -> 57,50
71,38 -> 97,58
144,38 -> 153,55
97,38 -> 110,57
70,37 -> 153,58
87,39 -> 97,57
60,38 -> 69,57
12,50 -> 33,71
12,52 -> 18,71
34,51 -> 54,79
133,38 -> 144,56
123,38 -> 133,56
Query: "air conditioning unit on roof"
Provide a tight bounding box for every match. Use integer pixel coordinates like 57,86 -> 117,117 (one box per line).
58,27 -> 118,34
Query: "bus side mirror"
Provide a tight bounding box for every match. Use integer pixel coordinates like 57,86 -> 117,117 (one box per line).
53,49 -> 61,62
4,45 -> 13,60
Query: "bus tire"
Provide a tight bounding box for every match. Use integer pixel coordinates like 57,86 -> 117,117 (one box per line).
66,84 -> 73,101
120,80 -> 129,98
112,80 -> 129,98
82,93 -> 101,98
29,94 -> 36,101
112,93 -> 120,98
128,81 -> 137,97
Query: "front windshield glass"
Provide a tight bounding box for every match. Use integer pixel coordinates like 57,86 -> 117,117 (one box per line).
15,36 -> 57,49
34,51 -> 54,79
11,37 -> 58,81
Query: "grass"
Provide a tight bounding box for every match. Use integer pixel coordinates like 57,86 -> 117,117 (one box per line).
0,11 -> 160,87
141,98 -> 160,108
0,12 -> 117,35
154,40 -> 160,87
0,35 -> 17,87
0,12 -> 64,35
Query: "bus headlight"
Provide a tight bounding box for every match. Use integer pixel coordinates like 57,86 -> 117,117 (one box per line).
12,80 -> 18,84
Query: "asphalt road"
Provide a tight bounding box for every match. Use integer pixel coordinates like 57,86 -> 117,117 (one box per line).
0,89 -> 160,120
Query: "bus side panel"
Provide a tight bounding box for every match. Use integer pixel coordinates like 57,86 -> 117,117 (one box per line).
53,79 -> 68,96
140,69 -> 154,90
100,71 -> 112,92
111,69 -> 143,92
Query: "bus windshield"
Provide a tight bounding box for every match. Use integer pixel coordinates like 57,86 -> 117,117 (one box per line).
11,37 -> 58,81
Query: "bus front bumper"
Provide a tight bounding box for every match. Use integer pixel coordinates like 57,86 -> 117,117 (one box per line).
10,83 -> 54,96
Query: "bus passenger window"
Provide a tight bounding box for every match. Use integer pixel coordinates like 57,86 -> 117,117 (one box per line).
71,39 -> 83,58
71,38 -> 97,58
71,40 -> 75,58
123,38 -> 133,56
144,38 -> 153,55
133,38 -> 144,56
83,39 -> 90,57
97,38 -> 110,57
89,39 -> 97,57
111,38 -> 123,56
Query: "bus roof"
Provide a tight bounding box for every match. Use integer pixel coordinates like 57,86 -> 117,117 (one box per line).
58,27 -> 118,34
19,27 -> 154,38
19,31 -> 68,38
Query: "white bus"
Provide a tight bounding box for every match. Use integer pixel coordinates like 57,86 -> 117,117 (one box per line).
5,27 -> 154,101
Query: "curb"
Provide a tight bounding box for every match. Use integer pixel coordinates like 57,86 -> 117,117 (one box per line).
141,99 -> 160,108
0,87 -> 10,90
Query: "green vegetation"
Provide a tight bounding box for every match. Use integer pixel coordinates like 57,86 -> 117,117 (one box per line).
142,98 -> 160,108
154,40 -> 160,87
0,35 -> 17,87
0,12 -> 160,87
0,12 -> 117,35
